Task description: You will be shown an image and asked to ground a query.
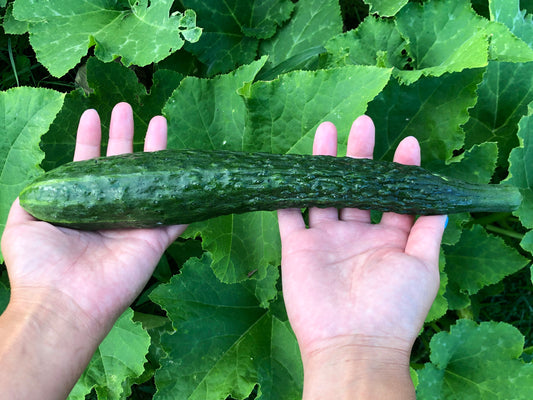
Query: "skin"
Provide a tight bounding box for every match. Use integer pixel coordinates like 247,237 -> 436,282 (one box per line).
0,104 -> 445,399
0,103 -> 186,399
278,116 -> 446,399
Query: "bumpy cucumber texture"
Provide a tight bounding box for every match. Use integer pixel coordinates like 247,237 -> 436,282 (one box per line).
19,149 -> 522,230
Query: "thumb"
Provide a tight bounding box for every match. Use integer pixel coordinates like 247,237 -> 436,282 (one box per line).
404,214 -> 447,268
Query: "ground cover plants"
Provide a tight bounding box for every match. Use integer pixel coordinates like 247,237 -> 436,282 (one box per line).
1,0 -> 533,398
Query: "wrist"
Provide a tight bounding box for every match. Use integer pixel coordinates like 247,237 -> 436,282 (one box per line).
0,289 -> 104,399
300,335 -> 415,400
8,286 -> 108,343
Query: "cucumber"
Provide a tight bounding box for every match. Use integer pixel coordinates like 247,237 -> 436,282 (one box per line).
19,149 -> 521,230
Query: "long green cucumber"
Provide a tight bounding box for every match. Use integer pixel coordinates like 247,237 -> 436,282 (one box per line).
19,149 -> 521,230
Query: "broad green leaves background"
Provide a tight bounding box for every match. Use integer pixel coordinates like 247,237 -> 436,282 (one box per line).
417,319 -> 533,399
1,0 -> 533,398
10,0 -> 201,77
0,87 -> 64,262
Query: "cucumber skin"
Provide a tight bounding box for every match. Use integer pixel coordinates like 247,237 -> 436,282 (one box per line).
19,149 -> 521,230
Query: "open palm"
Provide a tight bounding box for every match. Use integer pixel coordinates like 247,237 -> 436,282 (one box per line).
278,116 -> 446,361
1,103 -> 185,336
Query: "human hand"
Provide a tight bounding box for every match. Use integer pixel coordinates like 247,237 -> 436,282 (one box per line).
278,116 -> 446,398
1,102 -> 186,338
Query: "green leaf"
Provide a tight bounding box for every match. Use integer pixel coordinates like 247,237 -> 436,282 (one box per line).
41,57 -> 183,170
68,308 -> 151,400
259,0 -> 343,74
329,0 -> 533,82
436,142 -> 499,248
506,101 -> 533,253
438,143 -> 499,184
12,0 -> 201,77
444,225 -> 529,298
464,61 -> 533,168
251,264 -> 280,309
464,1 -> 533,166
506,102 -> 533,224
487,21 -> 533,62
150,254 -> 302,400
394,0 -> 490,84
363,0 -> 409,17
243,65 -> 392,155
182,0 -> 294,75
520,230 -> 533,255
0,87 -> 64,262
163,58 -> 277,283
2,3 -> 29,35
367,69 -> 484,165
184,212 -> 281,283
164,58 -> 266,152
489,0 -> 533,47
324,16 -> 408,70
417,319 -> 533,399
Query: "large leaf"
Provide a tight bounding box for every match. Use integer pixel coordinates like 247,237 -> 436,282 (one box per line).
489,0 -> 533,47
363,0 -> 409,17
41,57 -> 183,170
437,142 -> 500,248
258,0 -> 343,75
324,16 -> 408,70
164,58 -> 266,152
68,308 -> 151,400
367,68 -> 484,166
164,58 -> 279,283
243,65 -> 392,155
182,0 -> 294,75
487,22 -> 533,62
394,0 -> 490,84
485,0 -> 533,62
444,225 -> 529,300
0,86 -> 64,262
438,143 -> 498,184
417,319 -> 533,399
150,254 -> 302,400
506,102 -> 533,253
325,0 -> 532,83
464,61 -> 533,168
12,0 -> 201,77
464,0 -> 533,167
184,212 -> 281,284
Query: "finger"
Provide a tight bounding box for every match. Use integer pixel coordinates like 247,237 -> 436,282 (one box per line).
380,136 -> 420,231
143,116 -> 189,235
346,115 -> 375,158
405,214 -> 447,268
277,208 -> 306,240
339,115 -> 375,223
73,109 -> 102,161
144,116 -> 168,152
308,122 -> 339,226
107,102 -> 134,156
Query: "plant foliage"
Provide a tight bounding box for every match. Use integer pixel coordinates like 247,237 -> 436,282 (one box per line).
1,0 -> 533,398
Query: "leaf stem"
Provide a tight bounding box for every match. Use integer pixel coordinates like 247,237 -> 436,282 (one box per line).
484,225 -> 524,240
7,38 -> 20,87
